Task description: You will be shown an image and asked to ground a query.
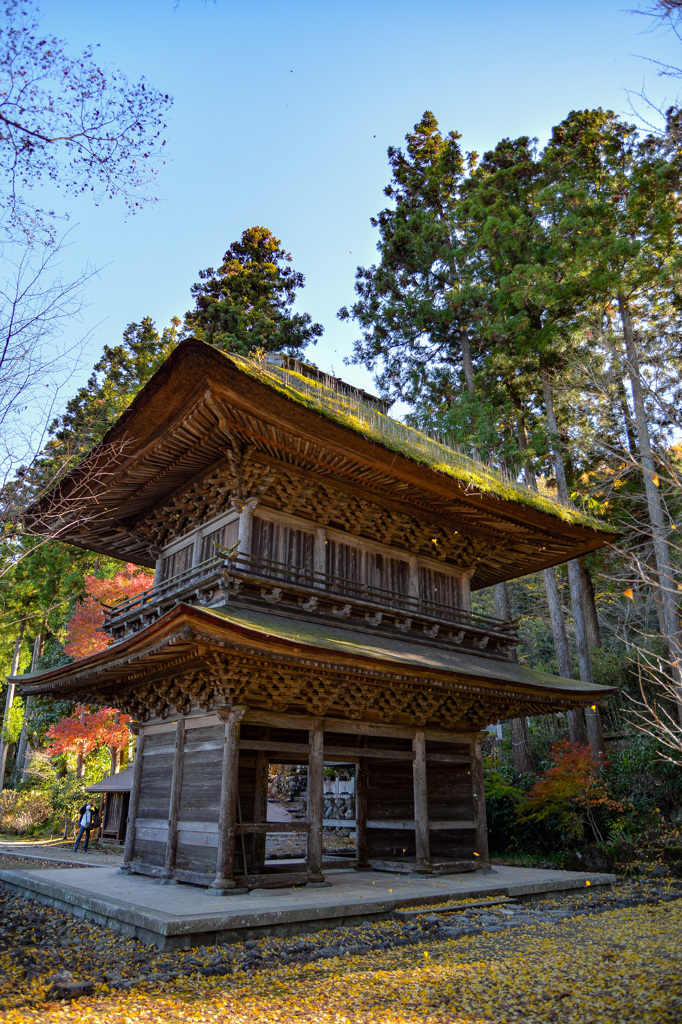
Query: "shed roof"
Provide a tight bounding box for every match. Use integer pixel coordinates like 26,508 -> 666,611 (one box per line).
85,764 -> 133,793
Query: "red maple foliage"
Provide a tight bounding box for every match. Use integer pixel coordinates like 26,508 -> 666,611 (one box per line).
45,704 -> 131,759
519,740 -> 627,843
64,563 -> 154,660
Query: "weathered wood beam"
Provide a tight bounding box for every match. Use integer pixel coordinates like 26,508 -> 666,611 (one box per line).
252,728 -> 269,871
241,710 -> 475,745
471,735 -> 489,866
412,730 -> 430,870
235,822 -> 311,834
121,725 -> 145,873
307,719 -> 324,882
364,819 -> 476,830
164,719 -> 185,878
211,707 -> 245,892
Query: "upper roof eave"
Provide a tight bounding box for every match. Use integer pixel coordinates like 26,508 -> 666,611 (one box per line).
24,340 -> 617,571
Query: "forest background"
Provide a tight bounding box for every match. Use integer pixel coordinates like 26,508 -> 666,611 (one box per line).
1,0 -> 682,870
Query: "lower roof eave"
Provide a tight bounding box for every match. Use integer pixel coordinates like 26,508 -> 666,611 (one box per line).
15,602 -> 614,710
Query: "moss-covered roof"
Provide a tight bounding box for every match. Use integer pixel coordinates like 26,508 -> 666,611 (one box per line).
204,604 -> 613,695
226,352 -> 616,534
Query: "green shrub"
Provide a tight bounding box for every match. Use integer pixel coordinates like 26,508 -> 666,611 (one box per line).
0,789 -> 50,834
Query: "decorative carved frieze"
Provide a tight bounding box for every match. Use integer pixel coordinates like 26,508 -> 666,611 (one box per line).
110,638 -> 584,730
131,452 -> 495,568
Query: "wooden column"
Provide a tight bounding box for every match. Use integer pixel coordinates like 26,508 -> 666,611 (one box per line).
412,729 -> 430,870
408,555 -> 420,602
460,571 -> 472,613
164,719 -> 186,878
355,758 -> 369,868
471,735 -> 489,867
212,707 -> 245,891
314,527 -> 326,584
307,719 -> 324,882
252,728 -> 270,871
121,724 -> 145,873
234,498 -> 258,558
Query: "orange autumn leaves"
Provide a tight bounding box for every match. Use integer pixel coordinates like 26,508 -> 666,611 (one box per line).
45,704 -> 131,759
64,563 -> 154,660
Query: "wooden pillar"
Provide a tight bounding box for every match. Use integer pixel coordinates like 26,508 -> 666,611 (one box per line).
252,729 -> 269,871
314,527 -> 326,583
121,724 -> 145,873
471,734 -> 489,867
307,719 -> 325,882
412,729 -> 430,870
355,758 -> 369,868
234,498 -> 258,560
212,707 -> 245,891
460,571 -> 472,613
408,555 -> 420,603
164,719 -> 186,878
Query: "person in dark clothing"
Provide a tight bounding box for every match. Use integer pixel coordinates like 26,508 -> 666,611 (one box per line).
73,801 -> 99,853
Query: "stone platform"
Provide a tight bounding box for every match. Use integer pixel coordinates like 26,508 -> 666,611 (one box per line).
0,863 -> 615,950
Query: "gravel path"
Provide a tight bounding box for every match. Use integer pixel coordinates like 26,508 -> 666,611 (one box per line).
0,876 -> 680,1019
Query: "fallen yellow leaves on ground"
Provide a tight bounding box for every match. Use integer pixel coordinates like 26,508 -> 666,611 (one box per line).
2,899 -> 681,1024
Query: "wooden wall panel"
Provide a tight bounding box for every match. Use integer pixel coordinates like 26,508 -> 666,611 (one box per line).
368,828 -> 416,860
133,837 -> 166,869
428,828 -> 475,860
367,761 -> 414,820
366,760 -> 414,861
175,840 -> 217,879
426,763 -> 474,823
137,733 -> 173,822
237,754 -> 257,823
178,725 -> 223,825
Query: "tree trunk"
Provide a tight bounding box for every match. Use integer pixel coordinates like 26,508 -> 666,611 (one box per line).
494,580 -> 533,773
540,364 -> 604,754
0,620 -> 25,790
15,628 -> 44,783
579,559 -> 601,649
509,717 -> 534,776
516,416 -> 587,745
619,294 -> 682,724
616,377 -> 639,459
461,329 -> 476,398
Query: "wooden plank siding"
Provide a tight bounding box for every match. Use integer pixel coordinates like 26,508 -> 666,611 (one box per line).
127,714 -> 486,885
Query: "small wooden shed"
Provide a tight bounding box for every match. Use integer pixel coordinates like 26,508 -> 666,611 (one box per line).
86,765 -> 133,844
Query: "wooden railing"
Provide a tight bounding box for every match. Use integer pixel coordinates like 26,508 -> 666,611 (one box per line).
102,552 -> 519,660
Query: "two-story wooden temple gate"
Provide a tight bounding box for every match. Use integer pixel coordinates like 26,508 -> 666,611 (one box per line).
127,710 -> 486,889
17,340 -> 616,890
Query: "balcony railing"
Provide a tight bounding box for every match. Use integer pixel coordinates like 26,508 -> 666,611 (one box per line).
102,553 -> 520,661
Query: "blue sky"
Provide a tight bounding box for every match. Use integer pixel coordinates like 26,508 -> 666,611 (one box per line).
39,0 -> 682,401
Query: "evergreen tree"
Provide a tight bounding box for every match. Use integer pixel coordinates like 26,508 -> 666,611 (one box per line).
185,226 -> 322,357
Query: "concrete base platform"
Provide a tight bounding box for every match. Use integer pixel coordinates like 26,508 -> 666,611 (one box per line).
0,864 -> 616,950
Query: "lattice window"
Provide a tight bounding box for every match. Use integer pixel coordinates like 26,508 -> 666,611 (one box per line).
200,518 -> 239,561
159,543 -> 193,582
419,566 -> 463,611
252,518 -> 314,575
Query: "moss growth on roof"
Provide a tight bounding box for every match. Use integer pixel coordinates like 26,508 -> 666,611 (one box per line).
203,605 -> 614,694
226,352 -> 616,533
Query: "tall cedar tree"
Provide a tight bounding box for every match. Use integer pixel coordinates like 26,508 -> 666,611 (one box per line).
45,317 -> 181,471
542,108 -> 682,715
185,226 -> 323,357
